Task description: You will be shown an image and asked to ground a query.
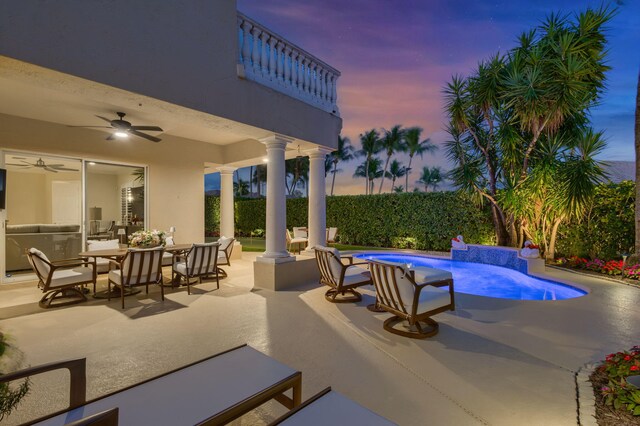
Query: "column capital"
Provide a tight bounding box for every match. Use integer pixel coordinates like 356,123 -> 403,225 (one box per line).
260,134 -> 294,150
304,147 -> 333,159
217,166 -> 237,174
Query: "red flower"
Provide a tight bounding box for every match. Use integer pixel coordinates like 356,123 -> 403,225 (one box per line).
631,365 -> 639,371
624,355 -> 632,361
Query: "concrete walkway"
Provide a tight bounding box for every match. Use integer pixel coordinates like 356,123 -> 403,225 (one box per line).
1,253 -> 639,425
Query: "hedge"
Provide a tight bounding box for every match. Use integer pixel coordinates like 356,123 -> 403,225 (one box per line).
205,181 -> 636,257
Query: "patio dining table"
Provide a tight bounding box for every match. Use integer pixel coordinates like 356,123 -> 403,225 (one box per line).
79,244 -> 194,298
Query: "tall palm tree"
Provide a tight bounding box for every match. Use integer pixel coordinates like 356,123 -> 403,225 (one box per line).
354,158 -> 383,195
249,165 -> 254,196
356,129 -> 381,195
330,136 -> 354,196
417,166 -> 443,192
385,160 -> 406,193
402,127 -> 437,192
233,178 -> 250,196
285,157 -> 309,196
393,185 -> 404,193
252,164 -> 267,197
378,125 -> 405,194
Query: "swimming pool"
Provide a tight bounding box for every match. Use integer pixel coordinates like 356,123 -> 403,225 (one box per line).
353,253 -> 587,301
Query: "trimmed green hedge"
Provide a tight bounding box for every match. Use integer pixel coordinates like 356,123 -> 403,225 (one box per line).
205,182 -> 636,257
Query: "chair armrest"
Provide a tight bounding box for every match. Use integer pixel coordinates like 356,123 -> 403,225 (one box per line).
108,260 -> 121,270
50,259 -> 94,270
52,257 -> 91,265
0,358 -> 86,409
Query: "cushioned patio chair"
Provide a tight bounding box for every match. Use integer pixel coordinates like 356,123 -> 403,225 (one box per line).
216,236 -> 235,277
161,236 -> 176,267
326,227 -> 338,244
86,239 -> 120,277
108,247 -> 165,309
314,245 -> 371,303
172,242 -> 220,294
286,229 -> 307,254
367,260 -> 455,338
28,248 -> 96,308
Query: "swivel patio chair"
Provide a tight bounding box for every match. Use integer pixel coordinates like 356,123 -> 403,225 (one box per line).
326,227 -> 338,244
314,245 -> 371,303
367,260 -> 455,338
216,236 -> 235,277
108,247 -> 165,309
172,242 -> 220,294
28,248 -> 96,309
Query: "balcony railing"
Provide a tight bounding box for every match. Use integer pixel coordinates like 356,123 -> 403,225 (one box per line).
237,12 -> 340,116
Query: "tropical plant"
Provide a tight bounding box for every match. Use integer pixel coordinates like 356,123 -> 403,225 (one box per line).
444,5 -> 613,254
234,178 -> 250,197
393,185 -> 404,193
285,156 -> 309,197
356,129 -> 382,195
329,136 -> 355,196
385,160 -> 406,192
0,332 -> 30,422
417,166 -> 443,192
248,165 -> 254,195
401,127 -> 437,192
354,158 -> 384,195
378,125 -> 405,194
252,164 -> 267,197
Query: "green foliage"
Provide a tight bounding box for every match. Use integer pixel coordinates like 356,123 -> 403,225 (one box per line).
597,347 -> 640,417
0,333 -> 30,421
204,196 -> 220,236
556,181 -> 635,259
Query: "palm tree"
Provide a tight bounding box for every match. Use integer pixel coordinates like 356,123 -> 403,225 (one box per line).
393,185 -> 404,193
354,158 -> 383,195
252,164 -> 267,197
330,136 -> 354,196
249,165 -> 254,196
378,125 -> 405,194
402,127 -> 437,192
233,178 -> 250,196
285,157 -> 309,196
356,129 -> 381,195
385,160 -> 406,193
417,166 -> 442,192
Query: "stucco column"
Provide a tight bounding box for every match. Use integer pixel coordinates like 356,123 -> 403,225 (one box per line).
257,134 -> 294,262
217,166 -> 236,238
304,147 -> 332,252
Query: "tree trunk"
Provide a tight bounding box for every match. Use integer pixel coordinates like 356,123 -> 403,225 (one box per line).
635,69 -> 640,253
331,161 -> 338,196
491,205 -> 510,246
378,155 -> 391,194
249,166 -> 254,196
405,155 -> 413,192
365,157 -> 370,195
391,177 -> 396,192
547,218 -> 563,260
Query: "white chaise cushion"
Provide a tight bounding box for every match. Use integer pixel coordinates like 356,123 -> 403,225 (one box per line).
29,248 -> 51,277
315,246 -> 344,283
50,266 -> 94,288
415,285 -> 452,314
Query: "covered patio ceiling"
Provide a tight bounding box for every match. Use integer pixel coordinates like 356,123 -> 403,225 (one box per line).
0,56 -> 320,168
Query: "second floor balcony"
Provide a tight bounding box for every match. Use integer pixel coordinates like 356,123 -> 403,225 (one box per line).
237,12 -> 340,116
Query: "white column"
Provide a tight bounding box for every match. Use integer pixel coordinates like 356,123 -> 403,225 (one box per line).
304,147 -> 332,252
257,135 -> 294,262
218,166 -> 236,239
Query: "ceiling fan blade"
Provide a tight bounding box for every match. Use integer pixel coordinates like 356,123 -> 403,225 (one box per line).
44,167 -> 59,173
67,125 -> 112,128
6,163 -> 29,166
95,115 -> 113,124
20,160 -> 33,165
106,134 -> 116,141
53,167 -> 79,172
130,125 -> 163,132
47,164 -> 65,168
130,130 -> 161,142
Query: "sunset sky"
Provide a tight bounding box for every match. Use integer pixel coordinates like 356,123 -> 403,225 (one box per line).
207,0 -> 640,195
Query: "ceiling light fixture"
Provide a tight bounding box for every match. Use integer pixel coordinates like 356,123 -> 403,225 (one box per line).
262,158 -> 268,163
114,131 -> 129,138
88,162 -> 96,166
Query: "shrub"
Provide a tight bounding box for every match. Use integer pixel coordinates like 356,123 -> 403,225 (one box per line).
596,347 -> 640,416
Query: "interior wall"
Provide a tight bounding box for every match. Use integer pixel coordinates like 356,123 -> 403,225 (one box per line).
86,172 -> 120,227
6,171 -> 46,224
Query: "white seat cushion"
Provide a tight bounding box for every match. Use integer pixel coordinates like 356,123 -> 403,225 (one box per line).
162,252 -> 174,266
412,266 -> 452,284
108,269 -> 161,286
341,265 -> 370,286
173,261 -> 216,276
87,239 -> 119,250
290,238 -> 307,244
29,248 -> 51,277
217,236 -> 233,251
95,257 -> 111,273
50,266 -> 94,288
416,285 -> 452,314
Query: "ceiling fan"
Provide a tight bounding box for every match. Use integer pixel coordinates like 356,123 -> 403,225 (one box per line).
69,112 -> 163,142
5,158 -> 79,173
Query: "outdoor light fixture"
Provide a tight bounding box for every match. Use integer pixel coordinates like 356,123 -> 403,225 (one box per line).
114,131 -> 129,138
169,226 -> 176,237
262,158 -> 268,163
88,161 -> 96,166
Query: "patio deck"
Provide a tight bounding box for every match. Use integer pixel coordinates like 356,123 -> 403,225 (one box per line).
1,252 -> 639,425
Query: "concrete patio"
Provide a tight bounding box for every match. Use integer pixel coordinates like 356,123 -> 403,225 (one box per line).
1,252 -> 639,425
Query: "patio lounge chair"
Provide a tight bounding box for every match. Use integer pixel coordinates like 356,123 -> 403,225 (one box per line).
172,242 -> 220,294
314,245 -> 371,303
21,345 -> 302,426
286,229 -> 307,254
326,227 -> 338,244
108,247 -> 164,309
216,235 -> 235,277
367,260 -> 455,338
28,248 -> 96,308
271,387 -> 396,425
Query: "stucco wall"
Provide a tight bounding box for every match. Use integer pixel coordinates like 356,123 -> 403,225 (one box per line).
0,0 -> 341,148
0,113 -> 223,245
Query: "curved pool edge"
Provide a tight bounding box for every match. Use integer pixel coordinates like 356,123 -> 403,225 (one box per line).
349,250 -> 590,301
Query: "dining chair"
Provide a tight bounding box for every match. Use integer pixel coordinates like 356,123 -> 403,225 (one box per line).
108,247 -> 164,309
172,243 -> 220,294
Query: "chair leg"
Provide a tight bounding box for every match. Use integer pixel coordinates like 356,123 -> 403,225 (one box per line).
187,277 -> 191,295
215,270 -> 219,289
160,281 -> 165,301
107,280 -> 112,302
383,316 -> 439,339
121,286 -> 125,310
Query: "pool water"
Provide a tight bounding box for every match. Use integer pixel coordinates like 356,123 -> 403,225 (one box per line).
353,253 -> 587,301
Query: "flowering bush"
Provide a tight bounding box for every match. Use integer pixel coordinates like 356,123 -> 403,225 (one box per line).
597,347 -> 640,416
128,229 -> 166,248
556,256 -> 640,280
